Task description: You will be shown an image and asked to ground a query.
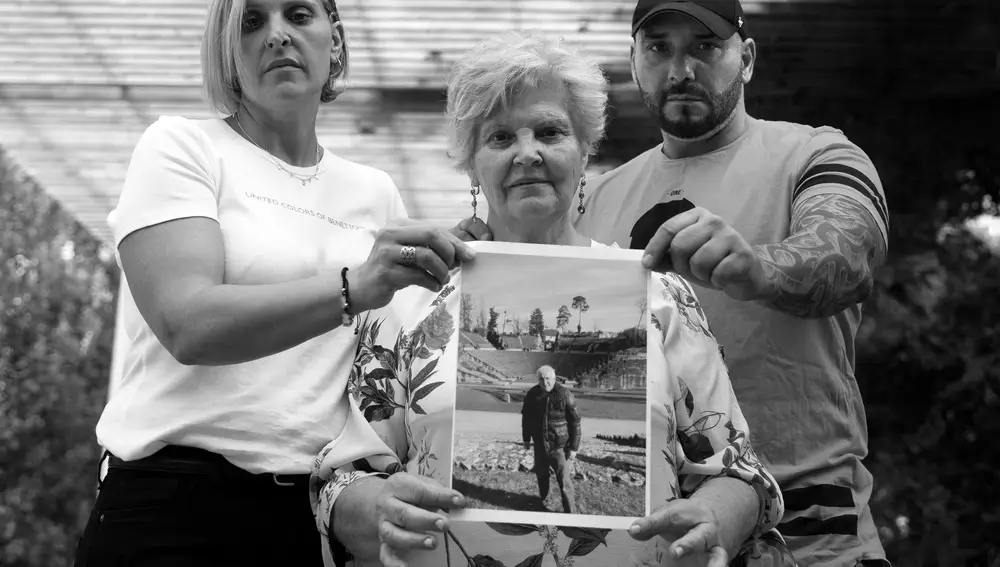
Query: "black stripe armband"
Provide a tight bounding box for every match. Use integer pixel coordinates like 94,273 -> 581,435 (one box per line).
780,514 -> 860,537
783,484 -> 855,511
779,484 -> 859,537
793,164 -> 889,232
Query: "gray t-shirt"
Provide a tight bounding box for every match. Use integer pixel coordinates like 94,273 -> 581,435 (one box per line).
574,117 -> 889,567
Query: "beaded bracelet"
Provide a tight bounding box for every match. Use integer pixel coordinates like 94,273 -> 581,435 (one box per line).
340,267 -> 355,333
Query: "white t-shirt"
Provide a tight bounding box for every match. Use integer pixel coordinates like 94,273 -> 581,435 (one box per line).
97,115 -> 407,474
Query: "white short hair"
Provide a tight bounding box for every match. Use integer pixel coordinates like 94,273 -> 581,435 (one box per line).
537,365 -> 556,379
200,0 -> 350,115
445,31 -> 609,174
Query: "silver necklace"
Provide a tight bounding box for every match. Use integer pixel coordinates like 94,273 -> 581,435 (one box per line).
234,112 -> 325,186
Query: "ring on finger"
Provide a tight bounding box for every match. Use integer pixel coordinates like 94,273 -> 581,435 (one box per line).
400,245 -> 418,267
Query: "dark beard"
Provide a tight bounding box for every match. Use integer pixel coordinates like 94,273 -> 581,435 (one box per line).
640,68 -> 744,140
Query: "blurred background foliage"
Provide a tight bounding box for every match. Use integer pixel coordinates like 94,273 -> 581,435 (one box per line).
1,0 -> 998,565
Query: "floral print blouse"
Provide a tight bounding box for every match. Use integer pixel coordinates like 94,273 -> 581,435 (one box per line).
309,245 -> 793,567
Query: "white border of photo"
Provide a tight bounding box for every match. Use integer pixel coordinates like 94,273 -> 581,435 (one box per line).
445,241 -> 652,531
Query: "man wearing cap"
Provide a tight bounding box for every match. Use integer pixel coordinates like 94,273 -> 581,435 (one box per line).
574,1 -> 890,566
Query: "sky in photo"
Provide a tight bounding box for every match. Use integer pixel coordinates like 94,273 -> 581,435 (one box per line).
462,252 -> 645,333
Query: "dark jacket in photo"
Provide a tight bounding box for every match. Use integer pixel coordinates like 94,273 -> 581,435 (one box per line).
521,383 -> 582,453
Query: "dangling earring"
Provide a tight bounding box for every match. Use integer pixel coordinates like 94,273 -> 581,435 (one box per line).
577,177 -> 587,214
326,59 -> 341,92
471,185 -> 481,219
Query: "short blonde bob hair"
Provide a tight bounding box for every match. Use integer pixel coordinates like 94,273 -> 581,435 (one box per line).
201,0 -> 350,115
445,31 -> 609,174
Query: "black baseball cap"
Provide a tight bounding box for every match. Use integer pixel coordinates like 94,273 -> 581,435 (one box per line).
632,0 -> 747,40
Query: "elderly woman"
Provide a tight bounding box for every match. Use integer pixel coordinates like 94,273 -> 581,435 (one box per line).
72,1 -> 476,566
312,32 -> 796,567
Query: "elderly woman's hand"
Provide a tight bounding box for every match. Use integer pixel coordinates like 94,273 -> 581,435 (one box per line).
375,473 -> 465,567
350,223 -> 477,313
629,499 -> 729,567
450,216 -> 493,242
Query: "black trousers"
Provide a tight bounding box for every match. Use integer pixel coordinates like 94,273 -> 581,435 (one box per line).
73,446 -> 324,567
534,447 -> 576,514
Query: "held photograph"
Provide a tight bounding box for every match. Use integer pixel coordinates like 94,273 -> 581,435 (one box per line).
447,242 -> 650,530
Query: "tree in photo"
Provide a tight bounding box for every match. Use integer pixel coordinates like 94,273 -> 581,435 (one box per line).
476,304 -> 487,332
486,307 -> 502,349
511,315 -> 523,336
572,295 -> 589,333
460,292 -> 474,332
528,308 -> 545,337
556,305 -> 571,332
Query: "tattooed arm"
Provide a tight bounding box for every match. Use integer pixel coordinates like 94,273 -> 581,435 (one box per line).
642,193 -> 888,320
752,193 -> 887,319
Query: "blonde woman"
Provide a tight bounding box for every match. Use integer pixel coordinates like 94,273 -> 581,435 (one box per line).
73,1 -> 476,566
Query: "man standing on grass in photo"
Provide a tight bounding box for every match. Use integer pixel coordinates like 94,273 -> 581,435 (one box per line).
521,365 -> 582,513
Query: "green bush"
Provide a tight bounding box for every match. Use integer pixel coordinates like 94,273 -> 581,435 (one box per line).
0,149 -> 119,567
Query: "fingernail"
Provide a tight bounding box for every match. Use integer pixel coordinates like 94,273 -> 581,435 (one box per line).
628,524 -> 640,535
424,537 -> 435,548
434,518 -> 445,531
452,494 -> 464,506
674,545 -> 684,558
641,255 -> 653,268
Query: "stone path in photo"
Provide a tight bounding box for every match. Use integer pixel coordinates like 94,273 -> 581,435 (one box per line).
453,433 -> 646,487
455,409 -> 645,438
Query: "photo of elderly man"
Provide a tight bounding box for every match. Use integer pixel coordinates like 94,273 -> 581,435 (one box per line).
520,365 -> 582,513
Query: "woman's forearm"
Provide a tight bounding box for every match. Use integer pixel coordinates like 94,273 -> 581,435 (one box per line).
689,476 -> 759,558
169,270 -> 350,366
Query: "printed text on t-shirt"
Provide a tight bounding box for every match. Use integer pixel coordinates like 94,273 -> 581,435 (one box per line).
244,192 -> 364,230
